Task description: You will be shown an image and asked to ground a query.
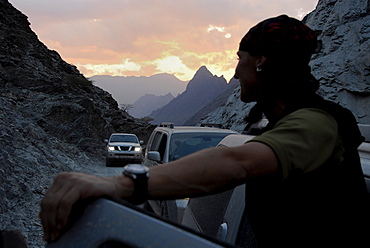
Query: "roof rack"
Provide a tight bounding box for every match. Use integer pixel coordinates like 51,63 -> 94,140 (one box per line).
200,123 -> 224,128
159,122 -> 174,128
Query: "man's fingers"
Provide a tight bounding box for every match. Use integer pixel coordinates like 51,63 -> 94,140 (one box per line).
40,193 -> 62,241
55,188 -> 81,233
39,173 -> 79,241
39,172 -> 122,242
40,177 -> 64,241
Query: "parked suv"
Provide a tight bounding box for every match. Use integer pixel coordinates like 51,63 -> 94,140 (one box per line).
105,133 -> 143,166
142,123 -> 239,222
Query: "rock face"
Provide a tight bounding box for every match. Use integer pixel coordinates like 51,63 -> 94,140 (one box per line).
305,0 -> 370,122
0,1 -> 155,247
202,0 -> 370,131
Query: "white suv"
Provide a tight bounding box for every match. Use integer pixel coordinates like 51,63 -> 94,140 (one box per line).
105,133 -> 143,166
142,123 -> 239,222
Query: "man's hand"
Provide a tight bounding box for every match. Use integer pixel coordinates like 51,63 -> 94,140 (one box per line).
39,172 -> 133,242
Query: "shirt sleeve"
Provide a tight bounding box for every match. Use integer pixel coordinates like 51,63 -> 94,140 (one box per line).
249,108 -> 339,180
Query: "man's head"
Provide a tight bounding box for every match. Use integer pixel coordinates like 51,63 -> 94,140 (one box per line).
235,15 -> 320,103
239,15 -> 319,62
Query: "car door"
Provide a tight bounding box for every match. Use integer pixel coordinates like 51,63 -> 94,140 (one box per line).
144,131 -> 168,166
181,134 -> 257,247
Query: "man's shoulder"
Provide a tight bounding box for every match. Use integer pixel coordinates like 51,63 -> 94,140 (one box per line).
280,108 -> 337,129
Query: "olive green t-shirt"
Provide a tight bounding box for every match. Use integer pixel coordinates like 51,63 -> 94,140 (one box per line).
249,108 -> 341,180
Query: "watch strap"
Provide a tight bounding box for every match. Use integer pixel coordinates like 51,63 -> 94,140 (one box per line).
123,165 -> 149,205
129,173 -> 148,205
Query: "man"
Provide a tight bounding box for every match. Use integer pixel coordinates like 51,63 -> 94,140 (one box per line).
40,15 -> 369,247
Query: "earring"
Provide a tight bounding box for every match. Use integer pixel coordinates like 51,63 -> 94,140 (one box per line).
256,67 -> 262,72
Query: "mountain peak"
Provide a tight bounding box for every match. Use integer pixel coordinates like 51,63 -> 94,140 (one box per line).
185,66 -> 227,91
186,66 -> 216,91
193,65 -> 213,79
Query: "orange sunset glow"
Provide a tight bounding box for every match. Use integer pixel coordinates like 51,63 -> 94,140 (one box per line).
11,0 -> 318,81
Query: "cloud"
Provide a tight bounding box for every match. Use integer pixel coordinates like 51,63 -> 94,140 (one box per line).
80,59 -> 141,75
153,56 -> 194,79
11,0 -> 318,81
207,25 -> 232,39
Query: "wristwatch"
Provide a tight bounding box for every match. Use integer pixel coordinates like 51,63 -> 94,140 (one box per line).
122,163 -> 149,205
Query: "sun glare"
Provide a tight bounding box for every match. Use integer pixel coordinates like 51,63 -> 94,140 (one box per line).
153,56 -> 194,80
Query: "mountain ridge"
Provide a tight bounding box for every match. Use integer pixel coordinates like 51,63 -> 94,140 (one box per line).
148,66 -> 230,125
91,73 -> 187,104
130,92 -> 175,118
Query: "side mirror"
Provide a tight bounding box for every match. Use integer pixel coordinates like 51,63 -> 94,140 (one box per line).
148,151 -> 161,162
140,140 -> 144,145
104,139 -> 109,143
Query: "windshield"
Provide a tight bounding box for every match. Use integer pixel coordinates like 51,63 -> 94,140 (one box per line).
169,132 -> 232,161
110,134 -> 139,143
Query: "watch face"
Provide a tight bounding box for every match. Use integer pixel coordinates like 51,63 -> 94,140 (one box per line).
124,164 -> 149,174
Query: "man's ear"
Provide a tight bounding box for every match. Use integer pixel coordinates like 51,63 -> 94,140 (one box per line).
256,56 -> 267,68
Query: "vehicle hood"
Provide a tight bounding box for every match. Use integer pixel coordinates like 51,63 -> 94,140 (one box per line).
108,142 -> 140,146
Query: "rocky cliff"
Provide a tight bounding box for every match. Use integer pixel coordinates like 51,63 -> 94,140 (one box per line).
201,0 -> 370,131
0,0 -> 154,247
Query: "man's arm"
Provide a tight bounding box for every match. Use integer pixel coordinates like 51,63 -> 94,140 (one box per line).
39,142 -> 278,242
147,142 -> 278,198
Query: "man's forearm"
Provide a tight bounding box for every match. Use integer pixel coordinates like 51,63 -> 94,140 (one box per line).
146,142 -> 278,199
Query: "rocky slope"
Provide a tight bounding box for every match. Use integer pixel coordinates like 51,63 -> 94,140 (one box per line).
202,0 -> 370,131
0,0 -> 155,247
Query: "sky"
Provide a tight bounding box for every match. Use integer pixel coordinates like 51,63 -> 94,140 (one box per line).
10,0 -> 318,82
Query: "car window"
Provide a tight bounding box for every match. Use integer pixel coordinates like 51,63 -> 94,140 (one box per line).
157,134 -> 168,162
149,132 -> 163,151
169,133 -> 232,161
110,135 -> 138,143
148,131 -> 168,162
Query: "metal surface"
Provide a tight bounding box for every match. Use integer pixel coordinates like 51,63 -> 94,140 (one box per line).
46,198 -> 231,248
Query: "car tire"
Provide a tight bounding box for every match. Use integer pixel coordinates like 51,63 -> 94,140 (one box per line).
106,160 -> 111,167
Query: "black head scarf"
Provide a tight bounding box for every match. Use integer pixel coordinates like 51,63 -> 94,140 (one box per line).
239,14 -> 319,63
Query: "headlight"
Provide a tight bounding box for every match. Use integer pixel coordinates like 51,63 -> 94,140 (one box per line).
108,146 -> 115,151
134,147 -> 141,152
